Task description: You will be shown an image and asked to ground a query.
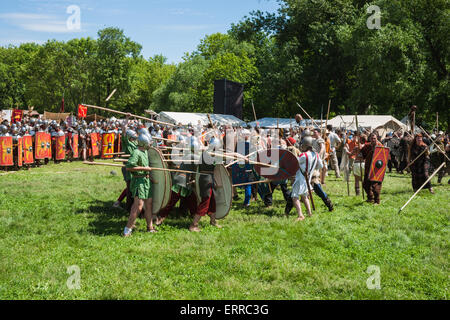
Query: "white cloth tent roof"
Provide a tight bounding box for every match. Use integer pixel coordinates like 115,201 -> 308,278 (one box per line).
328,115 -> 407,131
248,118 -> 324,129
158,111 -> 247,127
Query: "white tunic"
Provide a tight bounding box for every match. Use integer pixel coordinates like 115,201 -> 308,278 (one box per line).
291,151 -> 323,198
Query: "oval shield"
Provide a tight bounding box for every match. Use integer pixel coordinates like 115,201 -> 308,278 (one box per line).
148,147 -> 172,214
213,164 -> 232,220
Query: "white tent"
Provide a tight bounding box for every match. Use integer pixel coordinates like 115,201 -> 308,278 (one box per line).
328,115 -> 407,132
158,111 -> 247,127
248,118 -> 324,129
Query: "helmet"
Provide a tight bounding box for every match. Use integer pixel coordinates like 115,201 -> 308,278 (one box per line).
138,127 -> 150,137
0,125 -> 7,134
302,129 -> 312,138
126,129 -> 138,140
301,136 -> 313,149
137,134 -> 151,150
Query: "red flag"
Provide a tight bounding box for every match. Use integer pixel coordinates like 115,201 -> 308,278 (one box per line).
60,97 -> 65,113
78,104 -> 87,118
12,109 -> 23,123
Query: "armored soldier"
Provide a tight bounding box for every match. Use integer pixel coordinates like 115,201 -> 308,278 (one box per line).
123,134 -> 154,237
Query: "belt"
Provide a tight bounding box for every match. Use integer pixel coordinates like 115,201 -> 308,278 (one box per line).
133,174 -> 150,179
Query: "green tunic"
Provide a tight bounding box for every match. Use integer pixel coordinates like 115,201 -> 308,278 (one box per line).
122,135 -> 138,182
126,149 -> 152,200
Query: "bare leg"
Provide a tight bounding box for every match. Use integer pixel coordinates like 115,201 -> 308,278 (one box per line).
302,195 -> 312,217
144,198 -> 155,232
293,197 -> 305,221
126,197 -> 144,230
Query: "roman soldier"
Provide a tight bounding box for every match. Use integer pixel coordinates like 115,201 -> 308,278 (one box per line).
123,134 -> 155,237
114,114 -> 139,211
189,137 -> 222,232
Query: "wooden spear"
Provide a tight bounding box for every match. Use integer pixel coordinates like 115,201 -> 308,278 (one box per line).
419,126 -> 450,161
82,104 -> 175,127
83,161 -> 211,176
398,162 -> 445,214
296,103 -> 322,128
233,180 -> 272,188
355,114 -> 365,200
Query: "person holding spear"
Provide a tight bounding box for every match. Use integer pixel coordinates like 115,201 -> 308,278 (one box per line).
123,134 -> 155,237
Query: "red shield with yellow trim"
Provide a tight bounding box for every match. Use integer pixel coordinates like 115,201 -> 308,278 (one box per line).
23,135 -> 34,164
90,133 -> 99,157
0,136 -> 14,166
35,132 -> 51,160
369,146 -> 390,182
17,137 -> 23,167
72,134 -> 79,158
55,135 -> 66,160
101,133 -> 115,159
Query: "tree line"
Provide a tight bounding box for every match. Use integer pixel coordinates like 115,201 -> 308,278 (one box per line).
0,0 -> 448,129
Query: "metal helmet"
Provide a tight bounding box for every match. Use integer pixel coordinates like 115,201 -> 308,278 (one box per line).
302,129 -> 312,138
0,125 -> 7,134
137,134 -> 151,149
301,136 -> 314,149
126,129 -> 138,140
138,127 -> 150,137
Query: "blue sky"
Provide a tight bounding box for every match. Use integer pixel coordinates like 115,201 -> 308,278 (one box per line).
0,0 -> 280,63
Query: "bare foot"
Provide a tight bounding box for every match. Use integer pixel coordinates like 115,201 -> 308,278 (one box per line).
211,222 -> 223,229
189,226 -> 201,232
296,216 -> 305,222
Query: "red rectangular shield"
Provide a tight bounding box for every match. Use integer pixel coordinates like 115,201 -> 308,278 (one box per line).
23,135 -> 34,164
72,134 -> 79,158
369,146 -> 390,182
35,132 -> 52,160
55,135 -> 66,160
16,137 -> 23,167
90,133 -> 99,157
101,133 -> 115,159
0,136 -> 13,166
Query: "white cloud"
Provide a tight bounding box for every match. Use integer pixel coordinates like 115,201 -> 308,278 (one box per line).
0,12 -> 85,33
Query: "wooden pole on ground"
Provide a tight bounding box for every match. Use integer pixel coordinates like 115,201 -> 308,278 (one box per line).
398,162 -> 445,214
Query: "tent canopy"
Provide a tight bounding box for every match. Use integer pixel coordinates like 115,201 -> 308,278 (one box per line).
158,111 -> 247,127
328,115 -> 407,132
248,118 -> 324,129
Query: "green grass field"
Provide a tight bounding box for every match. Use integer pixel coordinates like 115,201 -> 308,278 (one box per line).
0,161 -> 448,300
